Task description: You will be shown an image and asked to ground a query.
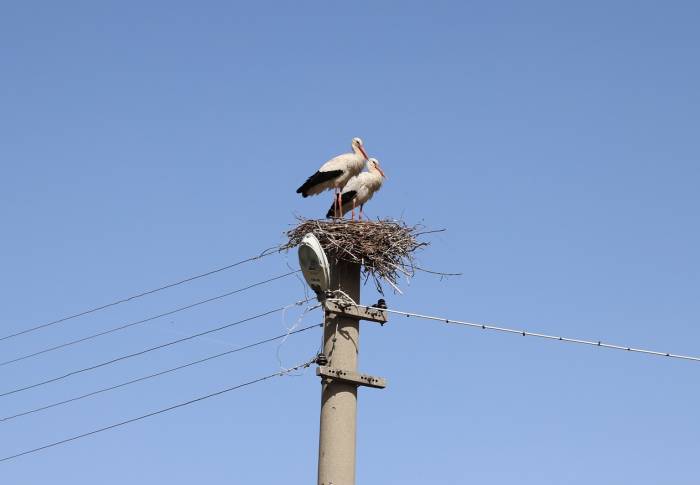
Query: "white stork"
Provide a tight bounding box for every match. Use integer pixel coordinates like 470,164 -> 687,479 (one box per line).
296,137 -> 369,217
325,158 -> 386,220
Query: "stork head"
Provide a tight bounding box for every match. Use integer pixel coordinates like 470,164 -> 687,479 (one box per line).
351,137 -> 369,160
368,158 -> 386,179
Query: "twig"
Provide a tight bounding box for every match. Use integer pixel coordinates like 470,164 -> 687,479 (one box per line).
414,266 -> 463,277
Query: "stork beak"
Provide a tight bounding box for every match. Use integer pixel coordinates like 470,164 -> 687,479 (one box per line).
378,167 -> 387,179
359,146 -> 369,160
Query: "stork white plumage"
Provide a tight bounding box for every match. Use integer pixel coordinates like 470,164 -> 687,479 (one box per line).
326,158 -> 386,220
296,137 -> 369,218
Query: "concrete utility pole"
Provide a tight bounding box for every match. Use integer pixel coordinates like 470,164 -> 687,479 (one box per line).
317,260 -> 387,485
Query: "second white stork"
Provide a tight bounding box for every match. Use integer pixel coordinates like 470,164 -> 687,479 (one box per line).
325,158 -> 386,220
296,137 -> 369,217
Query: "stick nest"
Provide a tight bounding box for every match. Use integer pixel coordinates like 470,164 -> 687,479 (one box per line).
283,217 -> 429,294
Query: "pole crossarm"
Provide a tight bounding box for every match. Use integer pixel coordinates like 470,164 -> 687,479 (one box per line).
317,366 -> 386,389
323,299 -> 388,325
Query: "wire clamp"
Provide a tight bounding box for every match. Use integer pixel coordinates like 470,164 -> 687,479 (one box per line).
315,353 -> 329,366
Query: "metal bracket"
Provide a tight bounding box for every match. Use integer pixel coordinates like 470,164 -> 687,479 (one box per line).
316,366 -> 387,389
323,300 -> 388,325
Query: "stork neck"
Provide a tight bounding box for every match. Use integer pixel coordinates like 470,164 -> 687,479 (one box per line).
367,168 -> 384,186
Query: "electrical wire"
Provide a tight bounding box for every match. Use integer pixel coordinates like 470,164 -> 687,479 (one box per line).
0,270 -> 300,367
0,323 -> 321,424
277,302 -> 316,374
0,357 -> 317,464
337,300 -> 700,363
0,246 -> 282,342
0,299 -> 314,398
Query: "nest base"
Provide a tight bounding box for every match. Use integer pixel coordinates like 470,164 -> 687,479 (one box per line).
284,218 -> 426,293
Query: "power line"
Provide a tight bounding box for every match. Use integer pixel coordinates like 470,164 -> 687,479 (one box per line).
0,246 -> 283,342
0,270 -> 300,367
0,358 -> 317,464
344,301 -> 700,363
0,299 -> 315,398
0,323 -> 321,424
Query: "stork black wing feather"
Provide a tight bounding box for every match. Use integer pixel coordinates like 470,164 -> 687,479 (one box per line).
326,190 -> 357,218
296,170 -> 344,197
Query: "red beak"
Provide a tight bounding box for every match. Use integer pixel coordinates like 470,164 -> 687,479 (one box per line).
378,167 -> 387,179
359,146 -> 369,160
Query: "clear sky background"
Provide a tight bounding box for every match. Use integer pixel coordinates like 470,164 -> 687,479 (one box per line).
1,1 -> 699,483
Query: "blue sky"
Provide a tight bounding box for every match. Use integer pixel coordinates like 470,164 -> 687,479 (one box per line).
1,1 -> 699,483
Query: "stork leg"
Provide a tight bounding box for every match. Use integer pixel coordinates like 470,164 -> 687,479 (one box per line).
351,199 -> 356,221
336,189 -> 342,219
359,204 -> 364,220
332,188 -> 338,219
333,188 -> 338,218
